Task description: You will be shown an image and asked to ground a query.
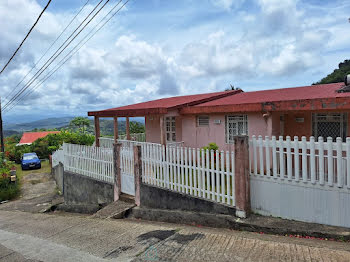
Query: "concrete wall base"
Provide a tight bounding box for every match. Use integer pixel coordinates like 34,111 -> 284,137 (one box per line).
140,183 -> 236,216
52,163 -> 64,193
63,171 -> 113,206
129,207 -> 240,229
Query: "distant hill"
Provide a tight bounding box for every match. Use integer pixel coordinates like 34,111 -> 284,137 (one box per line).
4,117 -> 145,137
314,59 -> 350,85
4,117 -> 75,132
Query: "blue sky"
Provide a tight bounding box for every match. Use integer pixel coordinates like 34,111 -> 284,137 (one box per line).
0,0 -> 349,124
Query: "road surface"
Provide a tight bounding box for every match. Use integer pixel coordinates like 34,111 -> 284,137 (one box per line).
1,210 -> 350,262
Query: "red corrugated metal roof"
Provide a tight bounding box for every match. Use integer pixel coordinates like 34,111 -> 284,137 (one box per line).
194,82 -> 347,107
19,131 -> 60,145
88,90 -> 241,117
181,82 -> 350,114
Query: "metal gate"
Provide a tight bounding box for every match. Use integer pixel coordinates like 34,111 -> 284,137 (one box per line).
120,145 -> 135,196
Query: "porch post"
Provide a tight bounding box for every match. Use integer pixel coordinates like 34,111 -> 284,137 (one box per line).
126,117 -> 131,140
234,136 -> 250,218
94,116 -> 100,147
160,115 -> 166,146
113,143 -> 122,201
133,145 -> 142,206
113,116 -> 118,143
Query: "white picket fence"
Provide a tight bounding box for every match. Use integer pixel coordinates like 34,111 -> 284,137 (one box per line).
250,135 -> 350,228
63,143 -> 114,184
250,135 -> 350,187
141,143 -> 236,206
52,147 -> 64,167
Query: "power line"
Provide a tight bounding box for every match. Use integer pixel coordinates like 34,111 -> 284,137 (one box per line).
3,0 -> 104,109
3,0 -> 109,111
4,0 -> 91,101
4,0 -> 128,113
4,0 -> 130,114
0,0 -> 52,75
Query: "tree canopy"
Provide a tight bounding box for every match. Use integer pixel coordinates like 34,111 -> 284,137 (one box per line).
314,59 -> 350,85
69,117 -> 90,133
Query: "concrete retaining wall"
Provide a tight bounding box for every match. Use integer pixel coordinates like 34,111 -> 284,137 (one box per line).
63,171 -> 113,206
140,183 -> 236,216
52,163 -> 64,193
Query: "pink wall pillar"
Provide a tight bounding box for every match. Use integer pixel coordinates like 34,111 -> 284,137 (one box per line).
234,136 -> 250,218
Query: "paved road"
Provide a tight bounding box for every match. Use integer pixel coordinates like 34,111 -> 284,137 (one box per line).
0,210 -> 350,262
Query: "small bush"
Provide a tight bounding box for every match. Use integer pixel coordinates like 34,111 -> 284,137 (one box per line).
0,158 -> 19,202
201,142 -> 219,152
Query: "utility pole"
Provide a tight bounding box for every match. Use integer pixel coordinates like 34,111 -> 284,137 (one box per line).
0,97 -> 4,153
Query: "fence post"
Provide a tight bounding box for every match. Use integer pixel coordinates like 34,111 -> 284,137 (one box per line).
114,143 -> 122,201
134,145 -> 142,206
234,136 -> 250,218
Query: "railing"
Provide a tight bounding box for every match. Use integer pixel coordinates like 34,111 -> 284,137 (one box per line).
167,141 -> 185,147
250,135 -> 350,188
119,133 -> 146,142
63,143 -> 114,184
141,143 -> 236,206
98,134 -> 145,148
52,147 -> 64,167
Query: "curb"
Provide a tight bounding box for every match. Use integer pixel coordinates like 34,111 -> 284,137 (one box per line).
127,207 -> 350,241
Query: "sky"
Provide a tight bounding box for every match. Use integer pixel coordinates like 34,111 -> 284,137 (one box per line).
0,0 -> 349,124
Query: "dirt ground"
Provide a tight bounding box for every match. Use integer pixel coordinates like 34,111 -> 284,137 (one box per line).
0,166 -> 62,213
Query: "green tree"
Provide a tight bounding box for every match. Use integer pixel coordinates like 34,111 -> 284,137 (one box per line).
69,117 -> 90,133
314,59 -> 350,85
130,121 -> 145,134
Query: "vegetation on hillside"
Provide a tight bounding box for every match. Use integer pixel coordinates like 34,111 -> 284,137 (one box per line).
4,117 -> 146,137
314,59 -> 350,85
0,153 -> 19,201
5,131 -> 95,163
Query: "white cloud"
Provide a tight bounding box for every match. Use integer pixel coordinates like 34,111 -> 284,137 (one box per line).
1,0 -> 350,121
211,0 -> 245,11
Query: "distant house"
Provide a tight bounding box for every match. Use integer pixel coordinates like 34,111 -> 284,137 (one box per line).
88,81 -> 350,149
17,131 -> 60,146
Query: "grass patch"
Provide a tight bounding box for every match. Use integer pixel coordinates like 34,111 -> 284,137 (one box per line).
14,160 -> 51,180
0,182 -> 20,201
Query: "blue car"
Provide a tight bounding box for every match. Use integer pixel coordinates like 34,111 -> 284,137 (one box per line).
21,153 -> 41,170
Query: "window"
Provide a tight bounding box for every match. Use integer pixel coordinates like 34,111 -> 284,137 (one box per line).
197,115 -> 209,126
226,115 -> 248,143
165,117 -> 176,142
312,113 -> 347,141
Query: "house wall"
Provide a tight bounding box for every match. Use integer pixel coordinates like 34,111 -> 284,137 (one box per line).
145,115 -> 161,143
145,113 -> 183,143
145,110 -> 350,149
282,111 -> 350,138
181,112 -> 278,150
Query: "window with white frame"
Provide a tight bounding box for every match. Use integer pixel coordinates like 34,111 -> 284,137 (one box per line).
312,113 -> 347,141
165,116 -> 176,142
197,115 -> 209,126
225,115 -> 248,143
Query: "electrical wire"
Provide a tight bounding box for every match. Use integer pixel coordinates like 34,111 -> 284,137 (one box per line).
4,0 -> 91,101
3,0 -> 109,111
0,0 -> 52,75
4,0 -> 130,114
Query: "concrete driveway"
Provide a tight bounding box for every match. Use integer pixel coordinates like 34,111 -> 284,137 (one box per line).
0,169 -> 62,213
1,210 -> 350,262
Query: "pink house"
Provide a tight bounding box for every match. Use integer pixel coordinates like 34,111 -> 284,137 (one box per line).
88,81 -> 350,149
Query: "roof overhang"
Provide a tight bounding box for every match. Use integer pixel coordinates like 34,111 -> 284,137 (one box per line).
88,90 -> 242,117
88,108 -> 169,117
180,97 -> 350,114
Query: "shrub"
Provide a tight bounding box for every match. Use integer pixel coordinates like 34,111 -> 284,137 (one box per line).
0,157 -> 19,202
5,131 -> 95,162
201,142 -> 219,152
